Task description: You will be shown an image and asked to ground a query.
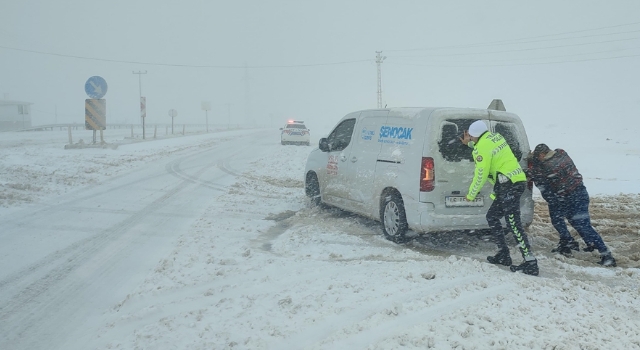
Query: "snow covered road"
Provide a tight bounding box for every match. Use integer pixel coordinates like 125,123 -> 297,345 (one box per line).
0,130 -> 265,349
0,128 -> 639,350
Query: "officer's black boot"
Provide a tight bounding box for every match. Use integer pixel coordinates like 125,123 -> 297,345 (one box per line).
487,248 -> 512,266
510,247 -> 539,276
510,259 -> 539,276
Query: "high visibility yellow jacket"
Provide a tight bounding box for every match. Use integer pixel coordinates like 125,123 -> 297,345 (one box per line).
466,132 -> 526,201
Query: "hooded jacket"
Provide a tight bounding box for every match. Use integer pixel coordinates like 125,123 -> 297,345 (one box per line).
528,149 -> 583,196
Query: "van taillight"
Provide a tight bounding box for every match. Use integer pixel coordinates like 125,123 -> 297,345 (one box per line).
420,157 -> 435,192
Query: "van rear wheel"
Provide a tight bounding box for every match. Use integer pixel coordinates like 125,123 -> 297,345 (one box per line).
381,193 -> 408,243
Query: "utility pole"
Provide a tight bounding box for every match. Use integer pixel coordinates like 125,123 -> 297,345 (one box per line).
133,70 -> 147,138
55,104 -> 57,124
375,51 -> 386,109
225,103 -> 232,129
243,63 -> 251,125
201,101 -> 211,132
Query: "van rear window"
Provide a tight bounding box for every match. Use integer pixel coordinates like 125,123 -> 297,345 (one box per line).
438,119 -> 523,162
438,119 -> 475,162
494,122 -> 523,161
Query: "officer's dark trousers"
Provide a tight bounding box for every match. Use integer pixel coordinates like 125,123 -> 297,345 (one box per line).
486,181 -> 534,259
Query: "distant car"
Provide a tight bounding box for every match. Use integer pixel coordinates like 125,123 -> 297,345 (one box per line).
280,120 -> 310,146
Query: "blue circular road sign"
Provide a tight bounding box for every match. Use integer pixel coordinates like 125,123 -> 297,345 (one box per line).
85,76 -> 108,99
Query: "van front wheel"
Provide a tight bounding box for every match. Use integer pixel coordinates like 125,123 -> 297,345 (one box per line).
306,173 -> 321,207
381,193 -> 409,243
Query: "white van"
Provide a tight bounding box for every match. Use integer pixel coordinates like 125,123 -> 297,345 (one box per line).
304,100 -> 534,243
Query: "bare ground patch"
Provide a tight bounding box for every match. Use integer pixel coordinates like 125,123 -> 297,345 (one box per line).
530,194 -> 640,268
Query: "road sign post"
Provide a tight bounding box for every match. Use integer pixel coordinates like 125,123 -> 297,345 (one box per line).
85,99 -> 106,132
168,109 -> 178,134
141,96 -> 147,139
201,101 -> 211,132
85,76 -> 108,99
84,76 -> 108,142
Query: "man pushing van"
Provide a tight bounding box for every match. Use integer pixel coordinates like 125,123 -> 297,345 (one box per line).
460,120 -> 538,276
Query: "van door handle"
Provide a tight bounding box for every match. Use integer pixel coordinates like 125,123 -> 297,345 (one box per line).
351,156 -> 357,163
340,155 -> 347,162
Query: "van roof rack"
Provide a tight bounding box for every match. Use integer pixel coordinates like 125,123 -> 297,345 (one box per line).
487,99 -> 506,111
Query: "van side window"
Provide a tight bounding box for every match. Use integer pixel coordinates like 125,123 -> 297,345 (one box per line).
438,119 -> 474,162
494,123 -> 522,161
327,119 -> 356,152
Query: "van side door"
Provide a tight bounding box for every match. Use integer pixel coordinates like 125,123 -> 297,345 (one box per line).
323,118 -> 358,207
341,111 -> 388,215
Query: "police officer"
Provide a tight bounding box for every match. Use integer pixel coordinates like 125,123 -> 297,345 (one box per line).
461,120 -> 538,276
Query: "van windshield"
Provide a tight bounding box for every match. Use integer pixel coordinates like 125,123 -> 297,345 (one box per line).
438,119 -> 523,162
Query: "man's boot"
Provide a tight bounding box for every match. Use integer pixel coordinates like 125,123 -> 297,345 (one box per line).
510,259 -> 539,276
487,248 -> 512,266
598,252 -> 617,267
551,239 -> 580,256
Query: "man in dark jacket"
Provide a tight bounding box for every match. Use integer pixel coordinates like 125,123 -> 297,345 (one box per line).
528,144 -> 616,267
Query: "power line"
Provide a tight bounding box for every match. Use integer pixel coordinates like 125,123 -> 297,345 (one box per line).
0,45 -> 371,68
390,36 -> 640,58
391,46 -> 640,64
492,29 -> 640,46
385,20 -> 640,52
387,53 -> 640,68
4,22 -> 639,69
444,28 -> 640,49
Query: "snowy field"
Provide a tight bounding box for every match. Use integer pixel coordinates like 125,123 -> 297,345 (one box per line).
1,124 -> 639,350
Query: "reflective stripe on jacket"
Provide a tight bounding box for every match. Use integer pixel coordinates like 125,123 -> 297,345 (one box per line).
466,132 -> 526,201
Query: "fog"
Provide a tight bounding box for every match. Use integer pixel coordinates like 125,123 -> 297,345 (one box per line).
2,0 -> 639,135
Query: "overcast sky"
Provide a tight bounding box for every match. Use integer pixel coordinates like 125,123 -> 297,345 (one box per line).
2,0 -> 639,134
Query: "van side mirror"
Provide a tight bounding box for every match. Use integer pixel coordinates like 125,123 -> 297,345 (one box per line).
319,138 -> 330,152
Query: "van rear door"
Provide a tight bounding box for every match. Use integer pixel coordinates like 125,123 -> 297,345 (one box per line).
429,116 -> 489,215
426,114 -> 529,217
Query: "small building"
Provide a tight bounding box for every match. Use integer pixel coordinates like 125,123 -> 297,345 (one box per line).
0,99 -> 33,131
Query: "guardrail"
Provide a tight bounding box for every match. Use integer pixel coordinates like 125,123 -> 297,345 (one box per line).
3,123 -> 254,132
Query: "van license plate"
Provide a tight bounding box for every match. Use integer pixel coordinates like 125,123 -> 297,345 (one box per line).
445,196 -> 484,207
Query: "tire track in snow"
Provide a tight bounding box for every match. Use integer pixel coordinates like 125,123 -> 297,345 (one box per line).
0,148 -> 219,293
0,178 -> 192,348
0,139 -> 245,293
0,143 -> 246,349
269,276 -> 505,349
